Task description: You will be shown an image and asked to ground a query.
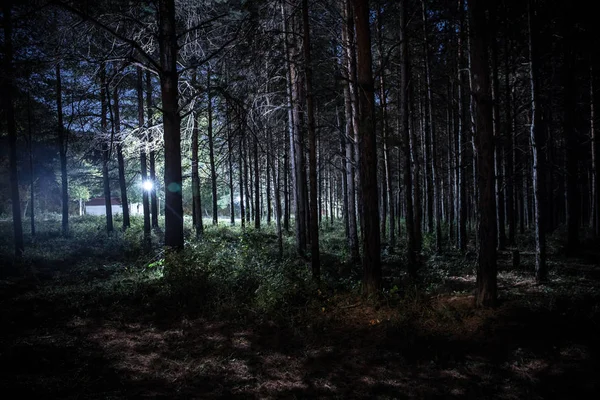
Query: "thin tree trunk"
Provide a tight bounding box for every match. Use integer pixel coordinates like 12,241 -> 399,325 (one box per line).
27,91 -> 35,238
469,0 -> 498,307
137,67 -> 151,245
283,131 -> 290,231
146,71 -> 159,228
239,127 -> 246,230
113,86 -> 130,230
505,38 -> 516,246
422,0 -> 441,252
528,0 -> 547,282
342,0 -> 360,261
377,8 -> 394,249
272,147 -> 283,257
283,1 -> 307,255
2,1 -> 24,257
302,0 -> 320,280
244,133 -> 251,223
227,102 -> 235,226
592,64 -> 599,237
490,19 -> 506,250
457,0 -> 468,252
191,72 -> 204,238
254,133 -> 260,229
100,64 -> 113,233
353,0 -> 381,295
564,12 -> 579,256
207,67 -> 218,226
400,0 -> 416,273
56,64 -> 69,237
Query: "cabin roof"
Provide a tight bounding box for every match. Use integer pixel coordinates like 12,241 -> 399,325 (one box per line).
85,197 -> 122,206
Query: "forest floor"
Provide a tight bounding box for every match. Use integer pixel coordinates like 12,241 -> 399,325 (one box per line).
1,218 -> 599,399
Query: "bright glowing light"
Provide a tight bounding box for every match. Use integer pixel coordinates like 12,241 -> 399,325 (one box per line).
142,180 -> 154,191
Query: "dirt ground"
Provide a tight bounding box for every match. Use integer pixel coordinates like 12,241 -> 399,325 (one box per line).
1,254 -> 599,399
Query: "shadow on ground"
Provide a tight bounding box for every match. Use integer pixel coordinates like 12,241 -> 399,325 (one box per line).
1,265 -> 598,400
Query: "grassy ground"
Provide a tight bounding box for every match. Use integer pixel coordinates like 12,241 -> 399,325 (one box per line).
0,216 -> 599,399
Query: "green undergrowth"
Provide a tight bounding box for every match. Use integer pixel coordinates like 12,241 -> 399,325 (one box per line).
1,217 -> 599,328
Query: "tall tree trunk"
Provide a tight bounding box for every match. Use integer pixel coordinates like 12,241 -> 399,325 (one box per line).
469,0 -> 498,307
227,102 -> 235,226
283,2 -> 307,255
422,0 -> 442,252
339,111 -> 349,237
137,67 -> 151,245
191,72 -> 204,238
377,8 -> 395,249
207,67 -> 218,226
490,18 -> 506,250
457,0 -> 468,252
353,0 -> 381,295
100,64 -> 113,233
272,147 -> 284,257
113,86 -> 130,230
266,131 -> 272,226
56,64 -> 69,237
400,0 -> 417,273
592,64 -> 599,237
2,1 -> 24,257
158,0 -> 183,249
254,133 -> 260,229
342,0 -> 360,261
283,132 -> 290,231
302,0 -> 320,280
27,91 -> 35,238
239,128 -> 246,230
244,133 -> 251,223
505,38 -> 516,246
146,71 -> 159,228
528,0 -> 547,282
564,12 -> 579,256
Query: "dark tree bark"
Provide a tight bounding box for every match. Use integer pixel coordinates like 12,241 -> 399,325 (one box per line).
302,0 -> 320,280
207,67 -> 218,226
271,145 -> 284,257
100,64 -> 113,233
504,38 -> 516,246
283,1 -> 307,254
353,0 -> 381,295
564,11 -> 579,256
191,72 -> 204,238
528,0 -> 547,282
27,91 -> 35,238
468,0 -> 498,307
146,71 -> 159,228
158,0 -> 183,249
239,124 -> 246,230
457,0 -> 468,252
2,0 -> 24,258
592,64 -> 599,237
400,0 -> 417,273
137,67 -> 151,245
283,135 -> 290,232
227,102 -> 235,226
421,0 -> 442,252
490,16 -> 506,250
56,64 -> 69,237
113,86 -> 130,230
254,133 -> 260,229
266,130 -> 272,226
243,132 -> 251,223
376,7 -> 395,249
342,0 -> 360,261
